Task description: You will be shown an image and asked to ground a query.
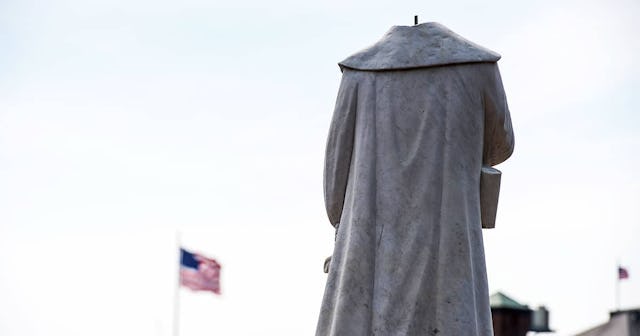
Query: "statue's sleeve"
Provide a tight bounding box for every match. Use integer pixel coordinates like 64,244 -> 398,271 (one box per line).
324,72 -> 358,227
482,64 -> 514,166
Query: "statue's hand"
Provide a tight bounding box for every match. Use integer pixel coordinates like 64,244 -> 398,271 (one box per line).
324,256 -> 332,273
324,223 -> 339,273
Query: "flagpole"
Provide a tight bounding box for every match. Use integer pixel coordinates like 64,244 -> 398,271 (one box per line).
174,231 -> 182,336
615,260 -> 620,311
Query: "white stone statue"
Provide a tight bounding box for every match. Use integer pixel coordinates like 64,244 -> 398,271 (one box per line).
316,22 -> 514,336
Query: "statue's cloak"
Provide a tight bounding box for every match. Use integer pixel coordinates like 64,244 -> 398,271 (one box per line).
317,23 -> 514,336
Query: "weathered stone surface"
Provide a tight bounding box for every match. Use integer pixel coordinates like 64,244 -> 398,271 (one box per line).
317,22 -> 514,336
339,22 -> 501,72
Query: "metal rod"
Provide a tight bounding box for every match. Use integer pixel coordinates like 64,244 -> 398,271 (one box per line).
616,260 -> 622,311
173,232 -> 182,336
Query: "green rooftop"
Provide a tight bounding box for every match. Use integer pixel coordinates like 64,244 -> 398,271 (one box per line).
490,291 -> 530,311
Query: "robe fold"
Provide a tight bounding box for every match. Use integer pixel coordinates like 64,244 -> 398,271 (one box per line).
316,22 -> 514,336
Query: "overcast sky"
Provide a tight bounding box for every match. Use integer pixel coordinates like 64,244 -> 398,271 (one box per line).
1,0 -> 639,335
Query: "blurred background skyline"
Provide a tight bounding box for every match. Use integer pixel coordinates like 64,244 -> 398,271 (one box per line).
1,0 -> 639,335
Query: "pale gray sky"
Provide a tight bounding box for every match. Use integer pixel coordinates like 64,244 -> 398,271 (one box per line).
1,0 -> 639,335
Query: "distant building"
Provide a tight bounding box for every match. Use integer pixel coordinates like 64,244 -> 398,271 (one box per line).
490,291 -> 552,336
574,309 -> 640,336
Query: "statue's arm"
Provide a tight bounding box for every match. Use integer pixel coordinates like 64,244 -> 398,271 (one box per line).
324,71 -> 358,228
482,63 -> 515,166
479,64 -> 514,229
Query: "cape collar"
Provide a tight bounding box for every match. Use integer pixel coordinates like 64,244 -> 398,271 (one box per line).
339,22 -> 500,72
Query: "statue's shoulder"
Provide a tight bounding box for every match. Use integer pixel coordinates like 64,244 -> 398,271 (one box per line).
339,22 -> 501,72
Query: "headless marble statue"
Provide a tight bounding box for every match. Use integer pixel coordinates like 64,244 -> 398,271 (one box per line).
317,22 -> 514,336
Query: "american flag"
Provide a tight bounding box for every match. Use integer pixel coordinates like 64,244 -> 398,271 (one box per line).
618,266 -> 629,280
180,248 -> 221,294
